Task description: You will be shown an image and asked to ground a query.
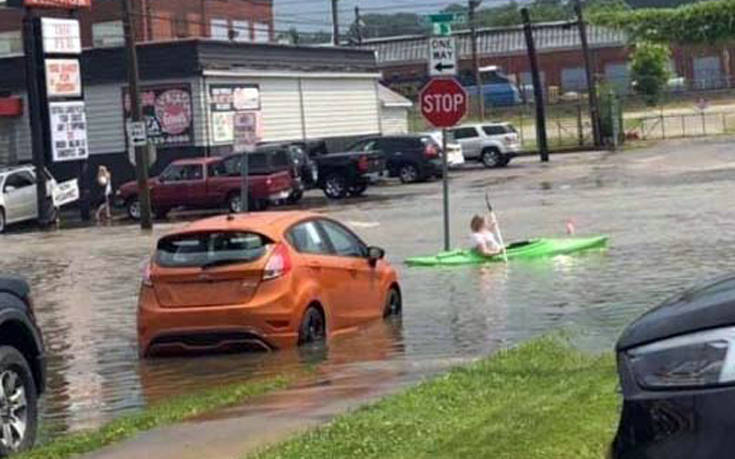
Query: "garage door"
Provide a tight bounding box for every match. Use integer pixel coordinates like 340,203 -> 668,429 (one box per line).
693,56 -> 723,89
561,67 -> 587,92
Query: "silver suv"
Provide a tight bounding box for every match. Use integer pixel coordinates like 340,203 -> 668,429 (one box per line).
448,122 -> 521,168
0,166 -> 58,233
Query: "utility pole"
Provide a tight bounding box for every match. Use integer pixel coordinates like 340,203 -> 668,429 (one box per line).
331,0 -> 339,46
575,0 -> 601,147
469,0 -> 484,121
521,8 -> 549,162
354,6 -> 362,45
122,0 -> 153,229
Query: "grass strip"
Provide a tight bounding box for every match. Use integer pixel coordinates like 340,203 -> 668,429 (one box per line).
19,375 -> 290,459
252,337 -> 618,459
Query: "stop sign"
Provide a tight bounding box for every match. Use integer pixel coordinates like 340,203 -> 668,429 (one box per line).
419,77 -> 468,128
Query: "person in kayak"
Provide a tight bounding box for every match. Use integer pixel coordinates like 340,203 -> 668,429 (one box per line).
470,214 -> 504,257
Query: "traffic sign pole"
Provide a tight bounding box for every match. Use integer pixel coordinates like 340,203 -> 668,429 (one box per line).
442,128 -> 450,251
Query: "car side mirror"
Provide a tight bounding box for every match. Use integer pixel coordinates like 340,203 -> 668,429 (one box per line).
367,246 -> 385,267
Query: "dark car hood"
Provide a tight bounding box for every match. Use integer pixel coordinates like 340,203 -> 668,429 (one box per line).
617,274 -> 735,351
0,276 -> 29,299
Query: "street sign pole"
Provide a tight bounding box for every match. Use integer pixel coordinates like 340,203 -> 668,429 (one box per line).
442,128 -> 450,251
240,154 -> 249,213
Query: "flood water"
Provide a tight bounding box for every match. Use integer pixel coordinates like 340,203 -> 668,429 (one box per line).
2,138 -> 735,439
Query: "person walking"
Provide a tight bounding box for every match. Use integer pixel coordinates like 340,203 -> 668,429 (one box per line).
95,166 -> 112,223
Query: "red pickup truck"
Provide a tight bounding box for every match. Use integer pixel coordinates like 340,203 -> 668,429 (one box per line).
116,156 -> 292,220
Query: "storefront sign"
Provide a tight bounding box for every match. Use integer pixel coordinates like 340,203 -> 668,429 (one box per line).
123,84 -> 193,147
9,0 -> 91,9
209,84 -> 260,144
41,18 -> 82,54
49,100 -> 88,162
45,59 -> 81,97
233,112 -> 259,154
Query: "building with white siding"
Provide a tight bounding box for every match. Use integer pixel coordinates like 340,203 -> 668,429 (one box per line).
377,84 -> 412,135
0,39 -> 383,194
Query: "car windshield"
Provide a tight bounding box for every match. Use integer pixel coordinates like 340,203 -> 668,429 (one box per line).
155,231 -> 271,268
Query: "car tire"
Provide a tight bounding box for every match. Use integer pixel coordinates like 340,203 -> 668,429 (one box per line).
0,208 -> 5,234
348,183 -> 368,197
481,148 -> 502,168
383,286 -> 402,318
498,155 -> 511,167
126,197 -> 141,221
399,164 -> 420,184
0,346 -> 38,456
298,306 -> 326,345
323,174 -> 347,199
287,189 -> 304,204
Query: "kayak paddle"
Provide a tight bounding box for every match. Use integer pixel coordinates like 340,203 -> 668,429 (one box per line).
485,192 -> 509,263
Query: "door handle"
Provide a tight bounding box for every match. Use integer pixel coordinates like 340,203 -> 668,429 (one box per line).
307,261 -> 322,270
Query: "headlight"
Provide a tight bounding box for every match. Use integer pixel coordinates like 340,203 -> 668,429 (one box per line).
628,327 -> 735,389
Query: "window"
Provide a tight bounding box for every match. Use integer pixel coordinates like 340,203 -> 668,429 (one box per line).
3,171 -> 35,193
212,156 -> 242,177
482,125 -> 507,136
93,21 -> 124,48
155,231 -> 270,268
253,22 -> 270,43
210,18 -> 229,41
161,164 -> 203,182
319,220 -> 366,258
0,31 -> 22,56
350,139 -> 378,152
232,20 -> 251,42
287,221 -> 331,255
451,127 -> 479,139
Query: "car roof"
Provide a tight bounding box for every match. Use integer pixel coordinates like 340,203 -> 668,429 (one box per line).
455,122 -> 510,128
0,165 -> 33,176
171,157 -> 222,166
168,211 -> 324,240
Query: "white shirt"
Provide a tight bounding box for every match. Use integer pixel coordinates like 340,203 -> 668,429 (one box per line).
470,231 -> 501,252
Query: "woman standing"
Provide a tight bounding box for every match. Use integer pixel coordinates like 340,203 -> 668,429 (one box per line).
95,165 -> 112,222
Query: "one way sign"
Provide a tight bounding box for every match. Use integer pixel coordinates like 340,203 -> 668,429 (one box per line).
428,36 -> 457,77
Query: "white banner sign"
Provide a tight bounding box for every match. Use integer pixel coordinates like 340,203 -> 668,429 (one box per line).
49,101 -> 88,162
52,178 -> 79,207
41,18 -> 82,55
233,112 -> 260,154
45,59 -> 81,97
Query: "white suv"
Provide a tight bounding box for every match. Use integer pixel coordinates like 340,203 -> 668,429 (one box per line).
0,166 -> 58,233
448,122 -> 521,168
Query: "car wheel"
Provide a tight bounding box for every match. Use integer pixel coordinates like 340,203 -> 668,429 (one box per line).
287,189 -> 304,204
323,174 -> 347,199
348,183 -> 367,197
481,148 -> 502,168
498,155 -> 511,167
298,306 -> 326,345
0,346 -> 38,456
126,197 -> 141,221
399,164 -> 420,184
383,286 -> 402,318
0,208 -> 5,234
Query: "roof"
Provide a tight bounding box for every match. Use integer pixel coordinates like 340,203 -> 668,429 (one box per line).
176,211 -> 321,239
0,165 -> 33,176
378,84 -> 413,108
359,22 -> 627,66
0,39 -> 378,92
171,157 -> 222,166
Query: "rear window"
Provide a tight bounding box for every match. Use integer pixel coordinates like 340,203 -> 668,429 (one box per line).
155,232 -> 271,268
482,125 -> 509,136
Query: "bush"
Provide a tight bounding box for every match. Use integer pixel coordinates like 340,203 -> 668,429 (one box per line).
630,42 -> 671,106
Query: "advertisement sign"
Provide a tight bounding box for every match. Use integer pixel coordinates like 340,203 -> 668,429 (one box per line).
49,100 -> 88,162
8,0 -> 91,9
209,85 -> 260,144
40,18 -> 82,54
52,178 -> 79,207
123,84 -> 193,147
45,59 -> 81,97
233,112 -> 260,154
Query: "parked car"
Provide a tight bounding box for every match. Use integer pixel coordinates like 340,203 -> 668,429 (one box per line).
421,131 -> 465,168
348,135 -> 442,184
312,149 -> 386,199
612,275 -> 735,459
116,155 -> 293,220
137,211 -> 401,356
256,142 -> 318,203
0,276 -> 46,455
0,166 -> 60,233
448,122 -> 521,168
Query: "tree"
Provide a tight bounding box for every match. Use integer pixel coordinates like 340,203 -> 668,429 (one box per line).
630,41 -> 671,105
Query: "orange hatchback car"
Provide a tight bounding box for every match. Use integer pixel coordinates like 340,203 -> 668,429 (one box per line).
137,212 -> 401,356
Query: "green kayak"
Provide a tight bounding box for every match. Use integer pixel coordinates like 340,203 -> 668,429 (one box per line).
405,236 -> 608,267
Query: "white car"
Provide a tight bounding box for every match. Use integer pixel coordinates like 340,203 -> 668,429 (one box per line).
0,165 -> 66,233
422,131 -> 465,168
448,122 -> 521,168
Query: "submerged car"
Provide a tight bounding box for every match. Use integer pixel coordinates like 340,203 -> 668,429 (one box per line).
137,211 -> 401,356
613,275 -> 735,459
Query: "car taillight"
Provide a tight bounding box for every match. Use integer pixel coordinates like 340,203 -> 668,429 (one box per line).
504,135 -> 517,145
424,145 -> 439,158
142,261 -> 153,287
263,243 -> 292,281
266,177 -> 273,186
357,155 -> 369,173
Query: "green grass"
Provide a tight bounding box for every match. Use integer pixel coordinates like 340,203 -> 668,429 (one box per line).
19,375 -> 291,459
251,338 -> 619,459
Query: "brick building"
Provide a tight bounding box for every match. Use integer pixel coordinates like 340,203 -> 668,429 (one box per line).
0,0 -> 273,54
358,21 -> 735,99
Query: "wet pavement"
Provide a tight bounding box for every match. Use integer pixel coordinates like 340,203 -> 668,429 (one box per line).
2,137 -> 735,445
